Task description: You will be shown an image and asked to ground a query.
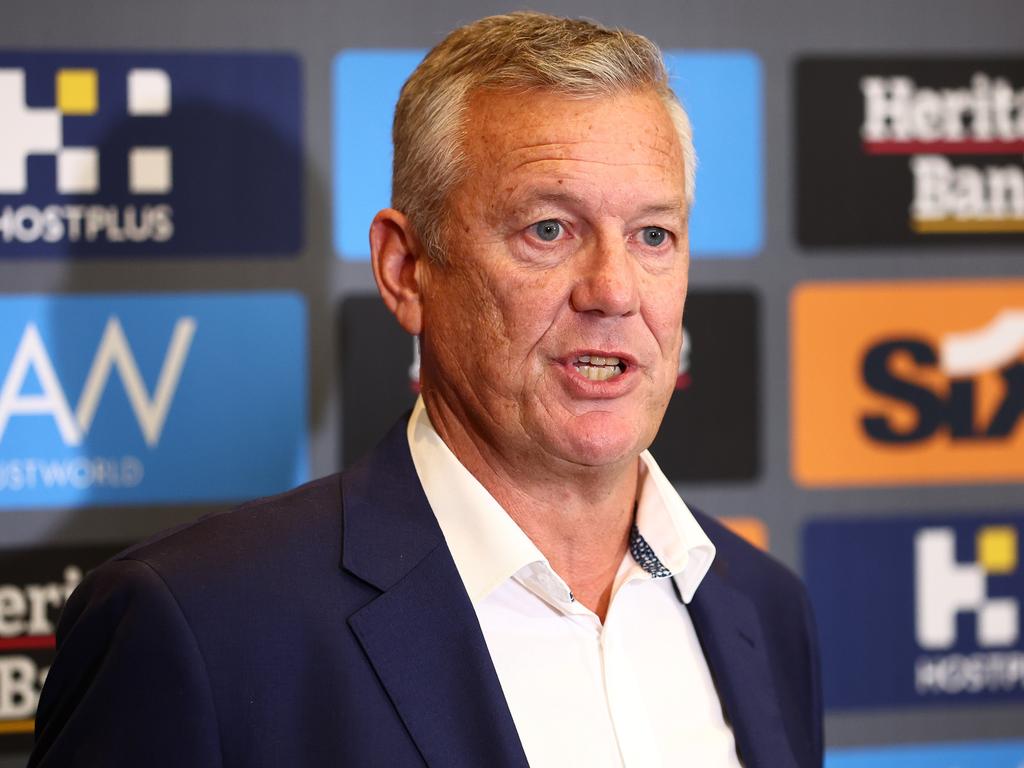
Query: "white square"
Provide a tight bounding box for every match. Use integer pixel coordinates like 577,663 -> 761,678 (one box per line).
129,146 -> 172,194
127,68 -> 171,116
56,147 -> 99,194
979,599 -> 1020,647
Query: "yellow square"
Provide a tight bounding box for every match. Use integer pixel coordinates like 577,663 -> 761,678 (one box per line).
56,69 -> 98,115
977,526 -> 1018,575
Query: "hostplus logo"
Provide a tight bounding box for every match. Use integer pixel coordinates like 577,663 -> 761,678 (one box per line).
861,73 -> 1024,234
804,514 -> 1024,709
914,525 -> 1023,696
0,65 -> 174,245
0,52 -> 302,257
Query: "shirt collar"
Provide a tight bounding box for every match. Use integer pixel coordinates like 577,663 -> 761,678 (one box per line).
406,396 -> 716,606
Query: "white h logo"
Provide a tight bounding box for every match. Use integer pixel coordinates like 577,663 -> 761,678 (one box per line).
0,66 -> 173,196
915,526 -> 1019,650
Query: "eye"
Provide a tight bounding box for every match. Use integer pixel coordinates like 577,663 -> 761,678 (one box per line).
641,226 -> 668,247
532,220 -> 562,242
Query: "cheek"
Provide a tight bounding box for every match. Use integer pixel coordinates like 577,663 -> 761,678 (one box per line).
644,285 -> 687,354
491,275 -> 566,352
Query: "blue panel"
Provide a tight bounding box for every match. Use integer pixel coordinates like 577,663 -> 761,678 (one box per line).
333,49 -> 762,260
664,51 -> 763,256
333,50 -> 422,260
827,740 -> 1024,767
0,293 -> 308,507
804,514 -> 1024,710
0,52 -> 302,256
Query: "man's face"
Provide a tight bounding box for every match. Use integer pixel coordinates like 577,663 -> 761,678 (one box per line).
419,87 -> 689,474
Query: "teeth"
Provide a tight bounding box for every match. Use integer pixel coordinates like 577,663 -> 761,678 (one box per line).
573,354 -> 625,381
575,355 -> 620,366
576,364 -> 621,381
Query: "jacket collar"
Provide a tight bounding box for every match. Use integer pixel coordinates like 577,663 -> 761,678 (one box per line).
686,538 -> 801,768
340,416 -> 529,768
341,416 -> 798,768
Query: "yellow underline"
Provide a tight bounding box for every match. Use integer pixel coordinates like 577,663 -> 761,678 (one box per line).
0,718 -> 34,734
913,218 -> 1024,233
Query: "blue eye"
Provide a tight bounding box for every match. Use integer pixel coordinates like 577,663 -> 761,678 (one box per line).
642,227 -> 668,247
533,220 -> 562,242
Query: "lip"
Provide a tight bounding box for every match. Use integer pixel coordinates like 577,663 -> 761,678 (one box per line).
556,349 -> 641,398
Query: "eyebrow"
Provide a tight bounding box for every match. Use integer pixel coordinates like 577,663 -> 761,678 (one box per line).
634,202 -> 686,219
511,189 -> 686,220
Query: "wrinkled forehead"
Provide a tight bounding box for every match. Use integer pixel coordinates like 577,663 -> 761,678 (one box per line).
454,88 -> 686,211
464,87 -> 682,165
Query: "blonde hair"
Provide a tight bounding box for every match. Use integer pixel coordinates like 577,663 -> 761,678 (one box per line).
391,11 -> 696,261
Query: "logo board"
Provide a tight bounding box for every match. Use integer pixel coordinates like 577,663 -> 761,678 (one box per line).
0,52 -> 301,256
797,57 -> 1024,246
0,543 -> 127,753
0,293 -> 308,508
792,279 -> 1024,486
340,290 -> 758,482
804,514 -> 1024,710
333,49 -> 762,259
826,740 -> 1024,768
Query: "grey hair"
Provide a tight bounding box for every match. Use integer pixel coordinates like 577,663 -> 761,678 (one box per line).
391,11 -> 697,262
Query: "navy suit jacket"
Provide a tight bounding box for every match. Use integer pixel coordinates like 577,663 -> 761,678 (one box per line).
30,418 -> 823,767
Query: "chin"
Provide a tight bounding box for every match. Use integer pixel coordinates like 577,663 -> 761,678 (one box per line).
550,412 -> 650,468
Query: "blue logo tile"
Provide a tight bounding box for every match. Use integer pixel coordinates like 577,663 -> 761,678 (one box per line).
665,51 -> 762,256
0,52 -> 302,256
0,293 -> 308,507
827,740 -> 1024,767
333,49 -> 761,260
804,515 -> 1024,710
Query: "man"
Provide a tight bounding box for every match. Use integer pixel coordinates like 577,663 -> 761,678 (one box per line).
30,13 -> 822,768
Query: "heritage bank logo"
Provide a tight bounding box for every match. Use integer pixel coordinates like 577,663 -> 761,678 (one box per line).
0,544 -> 124,754
0,294 -> 308,508
797,58 -> 1024,246
333,49 -> 762,259
0,52 -> 301,256
792,279 -> 1024,486
340,290 -> 758,482
804,515 -> 1024,710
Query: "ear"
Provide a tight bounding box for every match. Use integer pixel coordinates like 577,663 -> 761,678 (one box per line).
369,208 -> 426,336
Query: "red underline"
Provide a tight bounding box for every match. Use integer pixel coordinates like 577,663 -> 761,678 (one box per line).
0,635 -> 55,651
863,140 -> 1024,155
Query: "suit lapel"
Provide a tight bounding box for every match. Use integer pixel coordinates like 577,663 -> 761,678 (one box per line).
340,419 -> 528,768
687,568 -> 799,768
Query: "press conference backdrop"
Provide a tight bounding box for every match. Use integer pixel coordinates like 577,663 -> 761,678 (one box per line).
1,0 -> 1022,764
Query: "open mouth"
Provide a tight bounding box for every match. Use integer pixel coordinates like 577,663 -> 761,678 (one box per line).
573,354 -> 627,381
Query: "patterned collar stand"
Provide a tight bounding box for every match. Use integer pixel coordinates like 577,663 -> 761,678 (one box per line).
629,524 -> 673,579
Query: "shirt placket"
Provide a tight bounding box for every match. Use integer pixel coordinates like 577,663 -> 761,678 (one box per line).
599,576 -> 664,767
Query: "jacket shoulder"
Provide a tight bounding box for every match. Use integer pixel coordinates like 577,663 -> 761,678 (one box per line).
116,473 -> 345,581
693,510 -> 807,600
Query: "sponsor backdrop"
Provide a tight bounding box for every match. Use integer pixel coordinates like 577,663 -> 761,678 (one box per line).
1,0 -> 1022,763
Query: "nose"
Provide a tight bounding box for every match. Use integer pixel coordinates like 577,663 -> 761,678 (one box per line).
569,234 -> 640,317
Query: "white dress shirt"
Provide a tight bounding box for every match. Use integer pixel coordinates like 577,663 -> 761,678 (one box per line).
407,398 -> 744,768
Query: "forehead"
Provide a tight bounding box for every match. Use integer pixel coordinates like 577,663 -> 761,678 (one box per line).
461,88 -> 684,191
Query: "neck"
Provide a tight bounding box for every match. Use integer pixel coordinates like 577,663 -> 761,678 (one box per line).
423,393 -> 638,622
